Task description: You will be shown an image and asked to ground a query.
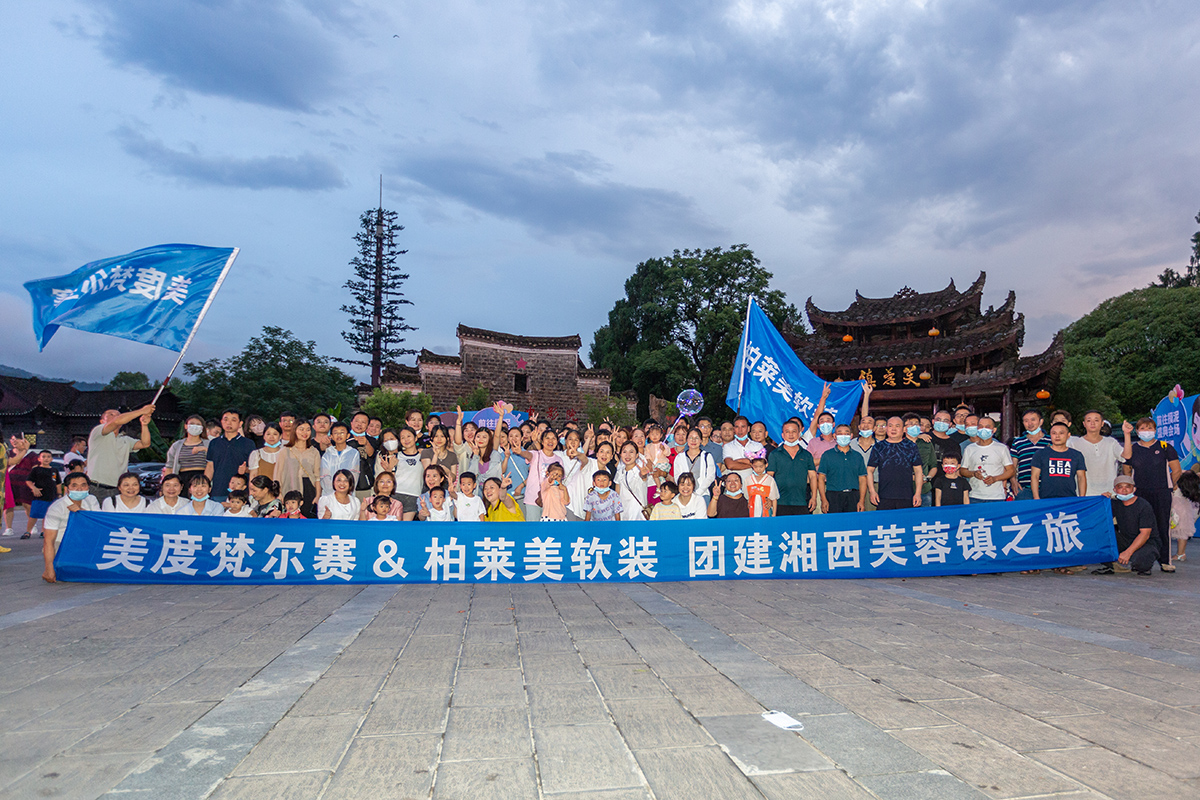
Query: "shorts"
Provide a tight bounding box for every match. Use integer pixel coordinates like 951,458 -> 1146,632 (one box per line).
396,494 -> 418,515
30,499 -> 52,520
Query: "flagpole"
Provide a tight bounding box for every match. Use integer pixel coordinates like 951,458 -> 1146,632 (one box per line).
151,247 -> 239,406
735,295 -> 754,413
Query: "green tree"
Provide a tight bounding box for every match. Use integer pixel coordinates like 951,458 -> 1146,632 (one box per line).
455,383 -> 491,411
106,371 -> 151,391
1051,355 -> 1123,431
181,327 -> 357,421
582,394 -> 636,427
590,245 -> 799,419
361,388 -> 433,432
1154,210 -> 1200,288
338,207 -> 417,386
1062,287 -> 1200,417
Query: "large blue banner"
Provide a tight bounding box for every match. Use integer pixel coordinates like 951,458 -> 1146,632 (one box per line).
24,244 -> 237,351
54,498 -> 1116,585
1154,384 -> 1200,471
726,299 -> 865,440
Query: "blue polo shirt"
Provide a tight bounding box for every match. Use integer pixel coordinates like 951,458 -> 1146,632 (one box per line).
207,434 -> 257,499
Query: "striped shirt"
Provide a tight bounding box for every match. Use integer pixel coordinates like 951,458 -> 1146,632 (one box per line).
1007,433 -> 1049,490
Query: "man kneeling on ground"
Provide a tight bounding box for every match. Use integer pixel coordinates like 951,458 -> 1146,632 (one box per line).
1093,475 -> 1159,576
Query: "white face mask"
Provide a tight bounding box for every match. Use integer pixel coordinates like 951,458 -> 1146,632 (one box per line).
186,423 -> 203,436
383,439 -> 399,452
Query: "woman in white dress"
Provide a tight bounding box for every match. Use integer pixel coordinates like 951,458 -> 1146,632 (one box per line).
616,442 -> 650,522
318,469 -> 361,520
101,472 -> 149,513
672,429 -> 717,502
148,474 -> 186,514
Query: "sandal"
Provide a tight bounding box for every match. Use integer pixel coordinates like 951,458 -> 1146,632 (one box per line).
1052,567 -> 1072,575
1020,569 -> 1041,575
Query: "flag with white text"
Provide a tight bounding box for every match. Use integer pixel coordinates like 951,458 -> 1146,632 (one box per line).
727,299 -> 865,439
24,244 -> 237,351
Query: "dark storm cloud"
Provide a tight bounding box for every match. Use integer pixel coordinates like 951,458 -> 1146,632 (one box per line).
398,149 -> 721,258
92,0 -> 341,110
529,0 -> 1197,251
117,127 -> 346,190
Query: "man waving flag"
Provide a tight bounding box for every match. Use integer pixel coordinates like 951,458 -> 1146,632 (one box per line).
24,244 -> 238,352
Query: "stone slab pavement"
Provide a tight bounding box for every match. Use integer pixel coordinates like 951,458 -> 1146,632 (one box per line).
2,521 -> 1200,799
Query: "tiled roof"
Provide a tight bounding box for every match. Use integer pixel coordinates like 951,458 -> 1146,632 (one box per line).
792,304 -> 1023,369
457,324 -> 581,350
381,362 -> 420,383
418,349 -> 463,367
949,332 -> 1064,391
0,376 -> 178,418
806,272 -> 987,326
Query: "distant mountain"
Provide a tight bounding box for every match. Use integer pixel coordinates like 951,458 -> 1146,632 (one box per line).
0,364 -> 107,391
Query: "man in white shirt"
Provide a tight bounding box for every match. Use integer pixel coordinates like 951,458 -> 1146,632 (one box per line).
1068,410 -> 1125,497
42,473 -> 100,583
61,436 -> 88,476
722,415 -> 757,488
959,417 -> 1015,502
87,405 -> 155,502
321,422 -> 361,495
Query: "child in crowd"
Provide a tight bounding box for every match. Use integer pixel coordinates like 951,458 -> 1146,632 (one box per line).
226,490 -> 253,517
745,457 -> 778,518
425,487 -> 454,521
368,495 -> 397,521
933,455 -> 970,506
583,471 -> 621,521
26,450 -> 61,538
1171,469 -> 1199,562
649,480 -> 682,520
539,463 -> 570,521
281,491 -> 306,519
455,472 -> 487,522
226,474 -> 250,511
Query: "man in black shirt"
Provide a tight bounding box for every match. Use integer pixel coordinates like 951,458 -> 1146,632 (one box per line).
1122,418 -> 1181,572
867,417 -> 923,510
1095,475 -> 1159,575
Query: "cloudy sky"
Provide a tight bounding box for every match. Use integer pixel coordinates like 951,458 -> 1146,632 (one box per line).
3,0 -> 1198,385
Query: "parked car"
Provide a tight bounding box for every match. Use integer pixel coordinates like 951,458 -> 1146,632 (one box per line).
128,462 -> 166,496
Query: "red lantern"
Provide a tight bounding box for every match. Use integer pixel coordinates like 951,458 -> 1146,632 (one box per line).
1036,389 -> 1051,400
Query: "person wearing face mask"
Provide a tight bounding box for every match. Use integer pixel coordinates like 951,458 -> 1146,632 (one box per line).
929,410 -> 962,482
767,420 -> 818,515
867,417 -> 924,510
41,473 -> 100,583
1006,409 -> 1048,501
852,415 -> 878,511
249,424 -> 285,483
348,411 -> 379,500
903,412 -> 937,507
818,424 -> 868,513
958,417 -> 1014,503
1122,418 -> 1182,573
708,473 -> 750,518
722,416 -> 757,489
949,406 -> 972,445
166,415 -> 210,498
178,475 -> 226,516
1094,475 -> 1159,576
805,411 -> 838,467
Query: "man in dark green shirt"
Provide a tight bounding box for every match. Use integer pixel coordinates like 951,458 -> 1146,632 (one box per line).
818,425 -> 868,513
766,420 -> 818,515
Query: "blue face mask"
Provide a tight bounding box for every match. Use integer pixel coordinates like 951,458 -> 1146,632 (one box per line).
68,489 -> 89,502
933,421 -> 950,433
836,434 -> 852,447
735,434 -> 749,443
859,429 -> 873,438
818,422 -> 834,436
1114,491 -> 1135,502
594,485 -> 611,495
1026,428 -> 1041,437
265,440 -> 282,449
1137,431 -> 1156,442
725,489 -> 743,498
965,426 -> 979,437
977,428 -> 994,441
193,493 -> 209,502
906,425 -> 922,438
956,424 -> 966,433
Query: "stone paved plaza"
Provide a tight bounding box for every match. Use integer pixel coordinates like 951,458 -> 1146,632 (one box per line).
2,521 -> 1199,799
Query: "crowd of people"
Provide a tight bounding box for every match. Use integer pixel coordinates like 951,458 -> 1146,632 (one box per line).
4,385 -> 1197,582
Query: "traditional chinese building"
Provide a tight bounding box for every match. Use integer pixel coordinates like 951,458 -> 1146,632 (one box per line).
787,273 -> 1063,440
0,375 -> 184,451
381,324 -> 628,425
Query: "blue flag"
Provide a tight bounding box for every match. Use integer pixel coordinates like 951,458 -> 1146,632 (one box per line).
24,244 -> 237,351
726,299 -> 865,439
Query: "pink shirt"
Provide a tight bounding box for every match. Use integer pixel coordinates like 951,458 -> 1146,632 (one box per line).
539,476 -> 568,520
806,435 -> 838,465
525,450 -> 563,505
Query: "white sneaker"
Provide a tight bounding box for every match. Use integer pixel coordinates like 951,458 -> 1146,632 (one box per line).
0,529 -> 14,537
